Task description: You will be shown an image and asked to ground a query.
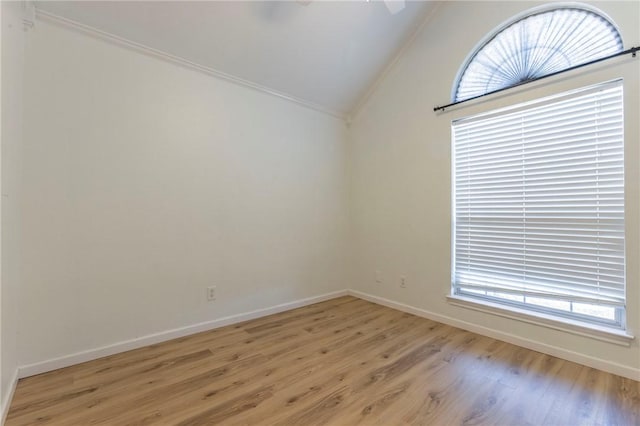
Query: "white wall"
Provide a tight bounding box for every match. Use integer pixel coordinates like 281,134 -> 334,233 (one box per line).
350,1 -> 640,376
1,0 -> 25,417
20,19 -> 349,367
14,0 -> 640,386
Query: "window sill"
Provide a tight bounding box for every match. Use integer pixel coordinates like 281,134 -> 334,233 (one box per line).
447,295 -> 634,347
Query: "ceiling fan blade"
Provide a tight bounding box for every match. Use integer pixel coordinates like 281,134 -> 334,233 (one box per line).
383,0 -> 405,15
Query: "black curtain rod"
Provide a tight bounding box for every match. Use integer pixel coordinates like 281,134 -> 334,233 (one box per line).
434,46 -> 639,113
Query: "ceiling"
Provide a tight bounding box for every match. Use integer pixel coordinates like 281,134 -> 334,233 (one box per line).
34,1 -> 437,118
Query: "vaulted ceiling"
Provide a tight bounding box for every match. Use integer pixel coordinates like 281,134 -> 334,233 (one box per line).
35,1 -> 437,118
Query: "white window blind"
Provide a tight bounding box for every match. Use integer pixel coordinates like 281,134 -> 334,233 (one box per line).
452,80 -> 625,327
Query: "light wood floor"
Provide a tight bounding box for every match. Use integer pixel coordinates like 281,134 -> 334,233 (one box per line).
6,296 -> 639,425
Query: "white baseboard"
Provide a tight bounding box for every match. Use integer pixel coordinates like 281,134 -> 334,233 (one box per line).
348,289 -> 640,381
18,290 -> 348,379
1,368 -> 19,425
14,288 -> 639,385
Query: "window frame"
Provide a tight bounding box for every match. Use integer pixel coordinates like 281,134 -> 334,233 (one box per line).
450,79 -> 628,332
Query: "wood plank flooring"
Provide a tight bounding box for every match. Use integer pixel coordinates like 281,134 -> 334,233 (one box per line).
6,296 -> 639,425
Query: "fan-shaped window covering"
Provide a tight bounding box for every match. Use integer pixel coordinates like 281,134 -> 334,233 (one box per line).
454,7 -> 623,102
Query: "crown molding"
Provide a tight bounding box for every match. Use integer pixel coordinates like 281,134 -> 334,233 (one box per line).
348,2 -> 443,122
23,1 -> 36,31
34,9 -> 347,122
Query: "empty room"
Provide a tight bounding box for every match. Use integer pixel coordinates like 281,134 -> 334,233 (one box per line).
1,0 -> 639,424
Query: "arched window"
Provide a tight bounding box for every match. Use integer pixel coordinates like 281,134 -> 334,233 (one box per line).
450,5 -> 630,332
453,5 -> 623,102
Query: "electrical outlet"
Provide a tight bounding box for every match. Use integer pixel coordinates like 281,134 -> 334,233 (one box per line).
207,286 -> 216,301
400,276 -> 406,288
375,270 -> 382,283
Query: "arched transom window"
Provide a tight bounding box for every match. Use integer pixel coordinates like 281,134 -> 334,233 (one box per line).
453,6 -> 623,102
